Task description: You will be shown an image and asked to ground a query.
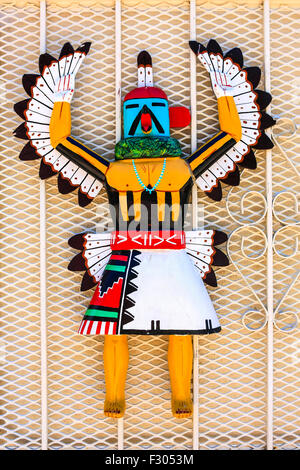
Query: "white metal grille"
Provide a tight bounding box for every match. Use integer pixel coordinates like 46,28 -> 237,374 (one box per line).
0,0 -> 299,450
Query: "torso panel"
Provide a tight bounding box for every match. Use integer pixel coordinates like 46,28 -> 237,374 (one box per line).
105,157 -> 193,231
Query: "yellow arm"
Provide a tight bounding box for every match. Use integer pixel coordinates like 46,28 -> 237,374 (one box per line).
188,95 -> 241,177
50,101 -> 110,180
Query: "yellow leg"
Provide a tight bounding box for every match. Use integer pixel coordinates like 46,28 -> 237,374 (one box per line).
168,335 -> 193,419
104,335 -> 129,418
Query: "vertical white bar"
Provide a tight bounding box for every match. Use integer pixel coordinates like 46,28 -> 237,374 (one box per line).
263,0 -> 274,451
39,0 -> 48,451
115,0 -> 124,450
190,0 -> 199,451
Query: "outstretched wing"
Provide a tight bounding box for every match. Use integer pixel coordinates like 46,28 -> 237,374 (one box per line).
185,229 -> 229,287
189,39 -> 276,201
13,41 -> 106,207
68,231 -> 112,291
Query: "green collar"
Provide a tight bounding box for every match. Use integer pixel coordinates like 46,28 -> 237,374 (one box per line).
115,136 -> 182,160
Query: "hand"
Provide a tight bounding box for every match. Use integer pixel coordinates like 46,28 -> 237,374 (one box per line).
190,40 -> 236,99
54,74 -> 75,103
209,71 -> 234,98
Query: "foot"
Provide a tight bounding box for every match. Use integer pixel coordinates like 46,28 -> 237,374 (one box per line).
171,398 -> 193,419
104,399 -> 125,418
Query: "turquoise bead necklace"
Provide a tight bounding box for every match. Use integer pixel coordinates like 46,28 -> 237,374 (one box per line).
132,158 -> 167,194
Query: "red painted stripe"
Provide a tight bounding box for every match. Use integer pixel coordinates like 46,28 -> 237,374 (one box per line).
110,230 -> 186,250
110,255 -> 128,261
96,321 -> 102,334
113,323 -> 117,334
86,320 -> 93,335
78,319 -> 86,335
105,322 -> 110,334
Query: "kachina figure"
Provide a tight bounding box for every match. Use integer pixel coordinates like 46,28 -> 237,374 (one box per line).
14,39 -> 275,418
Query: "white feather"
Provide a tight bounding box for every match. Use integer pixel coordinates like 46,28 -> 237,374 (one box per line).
52,154 -> 69,171
88,180 -> 103,198
195,175 -> 213,191
31,138 -> 51,149
216,155 -> 235,173
232,82 -> 252,95
70,168 -> 87,186
43,149 -> 63,166
185,229 -> 214,240
34,144 -> 53,157
185,248 -> 212,265
60,161 -> 79,179
88,252 -> 112,274
25,110 -> 50,124
209,161 -> 227,179
225,147 -> 245,163
84,244 -> 112,259
234,91 -> 256,105
238,111 -> 261,121
80,174 -> 95,194
25,122 -> 49,133
241,134 -> 260,146
201,169 -> 218,187
27,98 -> 52,117
27,130 -> 49,139
236,102 -> 259,113
232,141 -> 249,155
41,67 -> 55,91
241,121 -> 260,131
48,61 -> 60,85
31,87 -> 53,107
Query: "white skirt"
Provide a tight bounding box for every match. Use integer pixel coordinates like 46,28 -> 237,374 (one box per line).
121,249 -> 220,334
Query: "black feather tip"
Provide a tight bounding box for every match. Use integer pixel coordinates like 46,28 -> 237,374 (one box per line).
205,181 -> 222,201
68,253 -> 86,272
39,160 -> 57,179
76,41 -> 92,55
237,149 -> 257,170
22,74 -> 39,96
13,122 -> 28,140
203,269 -> 217,287
244,66 -> 261,89
68,232 -> 87,250
81,271 -> 97,291
207,39 -> 223,56
252,132 -> 274,149
224,47 -> 244,68
14,99 -> 30,120
221,166 -> 240,186
213,230 -> 228,245
57,173 -> 77,194
19,141 -> 40,161
59,42 -> 74,59
189,41 -> 203,55
255,90 -> 272,110
78,191 -> 93,207
39,53 -> 57,74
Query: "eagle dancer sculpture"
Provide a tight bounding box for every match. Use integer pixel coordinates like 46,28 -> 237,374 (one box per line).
14,39 -> 275,419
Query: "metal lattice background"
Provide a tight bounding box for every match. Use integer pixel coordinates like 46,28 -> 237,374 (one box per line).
1,0 -> 299,450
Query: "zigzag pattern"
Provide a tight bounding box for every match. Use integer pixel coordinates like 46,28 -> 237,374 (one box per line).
121,250 -> 142,326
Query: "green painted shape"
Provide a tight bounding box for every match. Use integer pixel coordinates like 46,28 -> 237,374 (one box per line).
85,309 -> 118,318
105,264 -> 126,272
115,136 -> 182,160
